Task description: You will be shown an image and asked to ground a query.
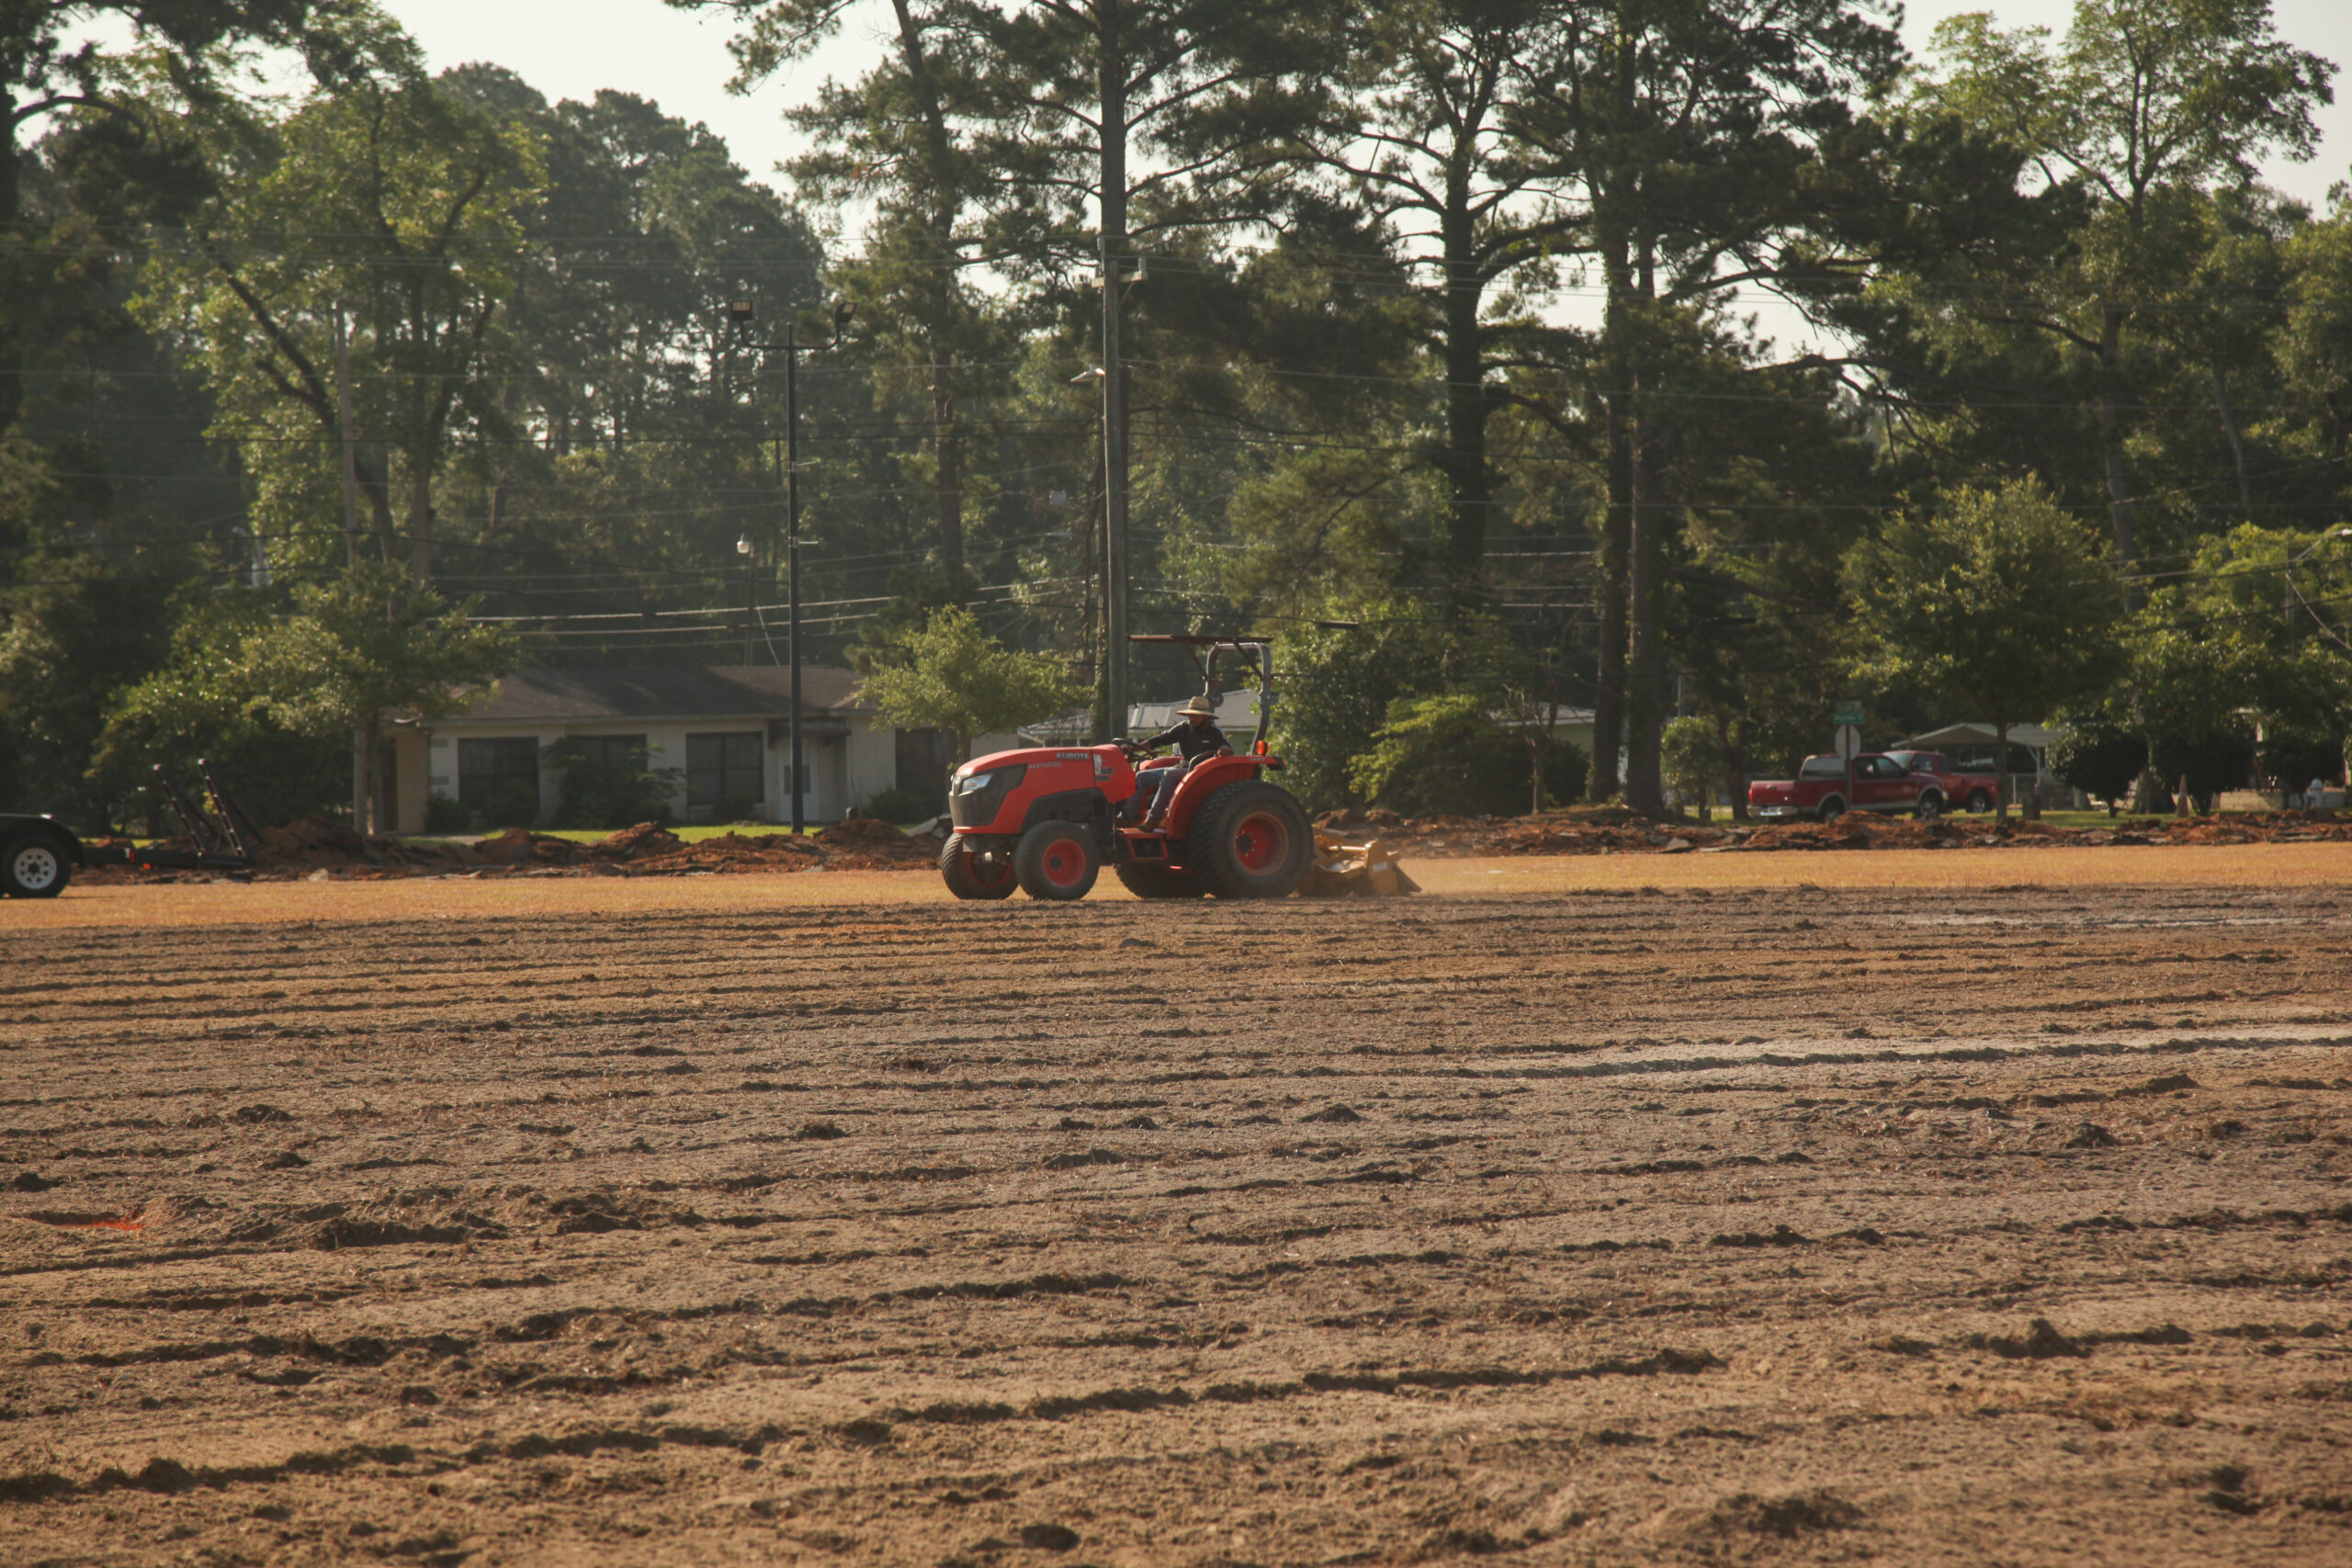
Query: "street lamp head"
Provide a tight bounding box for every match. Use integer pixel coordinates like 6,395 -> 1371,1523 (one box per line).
736,534 -> 753,557
727,299 -> 755,333
831,297 -> 854,330
1070,366 -> 1106,384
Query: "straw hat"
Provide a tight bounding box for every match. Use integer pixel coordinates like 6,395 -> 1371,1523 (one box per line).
1178,694 -> 1218,717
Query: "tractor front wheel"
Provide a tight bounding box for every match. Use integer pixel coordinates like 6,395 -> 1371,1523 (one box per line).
1188,781 -> 1310,898
940,833 -> 1017,900
1014,821 -> 1100,901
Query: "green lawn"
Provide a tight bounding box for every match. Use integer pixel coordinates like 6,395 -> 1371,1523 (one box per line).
399,821 -> 930,846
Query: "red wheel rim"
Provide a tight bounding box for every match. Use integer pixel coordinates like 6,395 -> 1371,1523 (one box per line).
967,851 -> 1013,887
1041,839 -> 1086,887
1232,811 -> 1288,874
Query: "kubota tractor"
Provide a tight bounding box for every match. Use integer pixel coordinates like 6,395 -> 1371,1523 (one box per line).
939,635 -> 1312,901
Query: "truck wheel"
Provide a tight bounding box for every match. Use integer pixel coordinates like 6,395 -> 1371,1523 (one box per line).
1188,781 -> 1310,898
1916,791 -> 1943,822
1815,795 -> 1848,823
1965,789 -> 1993,814
940,832 -> 1016,900
3,831 -> 72,898
1114,861 -> 1204,899
1014,821 -> 1099,901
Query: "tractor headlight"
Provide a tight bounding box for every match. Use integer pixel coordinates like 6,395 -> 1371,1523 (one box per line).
956,772 -> 992,794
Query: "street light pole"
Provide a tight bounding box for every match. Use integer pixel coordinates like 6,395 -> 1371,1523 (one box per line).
1100,234 -> 1130,739
730,297 -> 853,836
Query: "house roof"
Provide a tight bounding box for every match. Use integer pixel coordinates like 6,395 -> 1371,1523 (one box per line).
1896,722 -> 2064,751
442,665 -> 869,726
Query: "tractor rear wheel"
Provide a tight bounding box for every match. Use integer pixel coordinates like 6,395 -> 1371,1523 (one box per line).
1114,861 -> 1204,899
1188,781 -> 1310,898
1014,821 -> 1100,901
940,832 -> 1017,899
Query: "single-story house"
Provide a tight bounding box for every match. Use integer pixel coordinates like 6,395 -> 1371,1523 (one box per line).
389,665 -> 1016,833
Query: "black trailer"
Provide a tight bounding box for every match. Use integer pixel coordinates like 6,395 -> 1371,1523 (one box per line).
2,762 -> 263,898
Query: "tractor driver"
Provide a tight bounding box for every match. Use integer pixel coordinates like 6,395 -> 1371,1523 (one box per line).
1126,694 -> 1231,830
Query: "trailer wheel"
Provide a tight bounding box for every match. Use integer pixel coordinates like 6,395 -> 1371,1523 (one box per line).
1114,861 -> 1204,899
1189,781 -> 1310,898
3,831 -> 72,898
940,832 -> 1016,899
1014,821 -> 1099,901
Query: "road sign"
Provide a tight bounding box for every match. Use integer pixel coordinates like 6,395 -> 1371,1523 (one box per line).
1835,725 -> 1862,761
1831,701 -> 1864,727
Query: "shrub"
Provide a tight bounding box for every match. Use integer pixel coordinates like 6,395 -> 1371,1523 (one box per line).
860,787 -> 934,823
423,793 -> 470,834
2150,728 -> 2253,813
2047,722 -> 2148,813
2260,730 -> 2346,792
703,794 -> 760,825
543,739 -> 680,829
1662,716 -> 1728,816
1347,694 -> 1584,818
481,779 -> 541,829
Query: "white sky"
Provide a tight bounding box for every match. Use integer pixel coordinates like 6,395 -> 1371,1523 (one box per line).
368,0 -> 2351,209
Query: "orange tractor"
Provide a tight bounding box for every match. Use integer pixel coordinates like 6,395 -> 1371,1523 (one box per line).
938,635 -> 1311,901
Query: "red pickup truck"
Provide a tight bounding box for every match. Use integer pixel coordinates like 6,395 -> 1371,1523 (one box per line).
1747,750 -> 1997,822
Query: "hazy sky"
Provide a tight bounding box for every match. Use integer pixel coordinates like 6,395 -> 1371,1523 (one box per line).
368,0 -> 2352,211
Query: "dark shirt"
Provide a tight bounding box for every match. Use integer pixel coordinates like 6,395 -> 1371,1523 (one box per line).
1141,718 -> 1229,765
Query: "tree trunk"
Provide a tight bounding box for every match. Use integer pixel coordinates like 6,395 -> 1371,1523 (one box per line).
2211,366 -> 2252,512
0,92 -> 23,435
1993,718 -> 2010,822
408,449 -> 435,586
1623,427 -> 1665,815
1438,177 -> 1487,582
1715,714 -> 1748,823
931,368 -> 963,568
2096,303 -> 2141,592
1587,405 -> 1629,801
1587,225 -> 1634,803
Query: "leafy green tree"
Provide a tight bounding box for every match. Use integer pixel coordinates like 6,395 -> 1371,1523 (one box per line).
858,604 -> 1084,759
2,1 -> 316,432
2119,523 -> 2352,806
137,27 -> 544,584
1912,0 -> 2335,581
2047,718 -> 2149,814
96,563 -> 516,827
1281,0 -> 1583,581
1347,691 -> 1582,819
1846,479 -> 2126,818
1661,716 -> 1727,820
1512,0 -> 1905,810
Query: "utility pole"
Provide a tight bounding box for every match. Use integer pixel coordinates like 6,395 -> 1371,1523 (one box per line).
729,297 -> 853,835
1100,233 -> 1129,739
785,333 -> 804,833
335,307 -> 369,835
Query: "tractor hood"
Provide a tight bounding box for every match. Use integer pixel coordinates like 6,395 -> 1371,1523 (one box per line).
951,745 -> 1127,802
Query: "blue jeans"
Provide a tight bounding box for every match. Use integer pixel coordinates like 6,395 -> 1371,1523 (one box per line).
1136,765 -> 1182,820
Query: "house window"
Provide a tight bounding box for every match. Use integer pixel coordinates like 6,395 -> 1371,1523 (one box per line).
687,732 -> 764,808
575,735 -> 648,776
458,738 -> 540,822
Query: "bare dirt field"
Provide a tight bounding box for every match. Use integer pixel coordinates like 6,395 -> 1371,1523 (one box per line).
5,862 -> 2351,1566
